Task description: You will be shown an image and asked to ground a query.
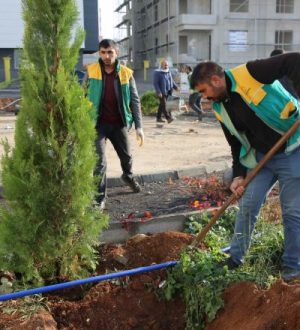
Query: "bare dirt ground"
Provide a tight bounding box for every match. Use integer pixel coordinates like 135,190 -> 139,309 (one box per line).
1,101 -> 298,329
1,231 -> 299,330
111,114 -> 231,177
106,175 -> 230,221
0,112 -> 231,177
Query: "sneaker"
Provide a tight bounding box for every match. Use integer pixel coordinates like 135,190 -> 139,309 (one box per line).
93,199 -> 106,212
167,117 -> 174,124
156,118 -> 165,123
121,174 -> 141,193
282,267 -> 300,284
219,257 -> 241,270
99,199 -> 106,211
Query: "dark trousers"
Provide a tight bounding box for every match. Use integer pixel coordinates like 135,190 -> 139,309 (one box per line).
95,122 -> 133,202
156,95 -> 172,120
189,92 -> 203,120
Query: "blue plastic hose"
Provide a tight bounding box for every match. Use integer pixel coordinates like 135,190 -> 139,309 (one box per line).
0,246 -> 231,302
0,261 -> 177,302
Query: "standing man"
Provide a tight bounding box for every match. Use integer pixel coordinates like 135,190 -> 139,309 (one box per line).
87,39 -> 144,210
187,65 -> 204,121
153,59 -> 179,123
190,53 -> 300,282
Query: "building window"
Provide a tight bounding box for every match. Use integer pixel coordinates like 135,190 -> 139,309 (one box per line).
166,34 -> 169,52
276,0 -> 294,13
228,30 -> 248,52
155,38 -> 158,55
275,30 -> 293,51
230,0 -> 249,12
14,49 -> 21,69
154,4 -> 158,21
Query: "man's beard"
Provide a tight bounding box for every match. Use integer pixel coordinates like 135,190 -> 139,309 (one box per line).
208,86 -> 228,102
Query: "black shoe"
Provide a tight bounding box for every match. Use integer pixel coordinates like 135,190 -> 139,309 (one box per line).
167,117 -> 174,124
93,199 -> 106,212
219,257 -> 241,270
121,175 -> 141,193
156,118 -> 165,123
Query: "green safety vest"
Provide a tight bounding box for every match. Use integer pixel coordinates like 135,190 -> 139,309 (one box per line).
213,64 -> 300,168
87,61 -> 133,126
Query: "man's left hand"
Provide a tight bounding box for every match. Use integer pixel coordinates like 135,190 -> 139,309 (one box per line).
136,128 -> 144,147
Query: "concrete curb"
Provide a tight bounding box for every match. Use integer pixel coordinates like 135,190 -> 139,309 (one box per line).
100,204 -> 240,244
100,209 -> 202,244
107,162 -> 230,188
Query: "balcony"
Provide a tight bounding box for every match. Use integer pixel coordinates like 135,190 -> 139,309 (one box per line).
177,14 -> 217,31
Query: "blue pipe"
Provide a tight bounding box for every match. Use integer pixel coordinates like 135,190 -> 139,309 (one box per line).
0,261 -> 177,302
0,246 -> 231,302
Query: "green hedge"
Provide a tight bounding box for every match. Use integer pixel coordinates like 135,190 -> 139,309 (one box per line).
140,90 -> 159,116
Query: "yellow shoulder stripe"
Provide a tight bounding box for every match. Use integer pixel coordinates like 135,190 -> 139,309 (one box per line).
214,111 -> 223,122
280,101 -> 296,119
119,65 -> 133,85
87,62 -> 102,80
230,64 -> 266,106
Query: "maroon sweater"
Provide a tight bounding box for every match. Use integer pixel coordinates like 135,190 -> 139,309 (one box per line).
99,71 -> 123,126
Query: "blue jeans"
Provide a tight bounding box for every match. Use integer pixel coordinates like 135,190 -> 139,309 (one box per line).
230,147 -> 300,271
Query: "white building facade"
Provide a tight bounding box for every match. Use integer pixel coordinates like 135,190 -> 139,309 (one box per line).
0,0 -> 98,81
115,0 -> 300,76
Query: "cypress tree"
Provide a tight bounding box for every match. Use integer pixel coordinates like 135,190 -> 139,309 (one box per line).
0,0 -> 108,285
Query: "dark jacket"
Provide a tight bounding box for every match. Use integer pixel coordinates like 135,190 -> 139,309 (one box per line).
153,70 -> 178,96
87,59 -> 143,129
219,52 -> 300,177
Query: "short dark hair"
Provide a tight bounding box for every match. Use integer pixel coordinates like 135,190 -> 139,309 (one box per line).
270,49 -> 284,57
99,39 -> 118,50
190,61 -> 224,89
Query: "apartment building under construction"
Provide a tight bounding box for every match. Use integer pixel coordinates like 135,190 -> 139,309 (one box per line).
114,0 -> 300,76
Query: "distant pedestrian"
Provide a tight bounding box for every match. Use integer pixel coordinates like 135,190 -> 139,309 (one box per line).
153,59 -> 179,123
86,39 -> 144,211
186,66 -> 204,121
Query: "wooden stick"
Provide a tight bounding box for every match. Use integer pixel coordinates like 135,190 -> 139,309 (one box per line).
190,119 -> 300,247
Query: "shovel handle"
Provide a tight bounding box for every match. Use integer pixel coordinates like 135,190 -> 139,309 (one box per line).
191,119 -> 300,247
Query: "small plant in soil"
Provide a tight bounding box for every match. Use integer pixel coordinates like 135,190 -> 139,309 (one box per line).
185,207 -> 238,249
0,0 -> 108,286
166,202 -> 283,329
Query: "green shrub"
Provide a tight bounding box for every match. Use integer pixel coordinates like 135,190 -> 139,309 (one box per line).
0,0 -> 108,286
140,90 -> 159,115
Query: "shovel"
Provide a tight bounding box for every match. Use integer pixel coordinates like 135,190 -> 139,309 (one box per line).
190,119 -> 300,247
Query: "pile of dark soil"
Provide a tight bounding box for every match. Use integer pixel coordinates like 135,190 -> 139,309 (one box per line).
106,175 -> 230,222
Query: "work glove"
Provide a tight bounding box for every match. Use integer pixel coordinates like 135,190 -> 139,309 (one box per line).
136,128 -> 144,147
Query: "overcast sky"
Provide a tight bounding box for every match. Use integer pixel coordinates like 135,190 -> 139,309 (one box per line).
99,2 -> 114,38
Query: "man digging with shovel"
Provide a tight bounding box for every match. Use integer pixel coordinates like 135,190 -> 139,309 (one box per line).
190,52 -> 300,283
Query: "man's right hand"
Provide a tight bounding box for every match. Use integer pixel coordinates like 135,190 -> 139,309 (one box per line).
157,93 -> 163,98
230,176 -> 245,198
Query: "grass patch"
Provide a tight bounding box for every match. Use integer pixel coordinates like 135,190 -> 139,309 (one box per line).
165,202 -> 283,329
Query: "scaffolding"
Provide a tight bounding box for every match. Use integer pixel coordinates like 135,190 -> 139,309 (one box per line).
114,0 -> 300,72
